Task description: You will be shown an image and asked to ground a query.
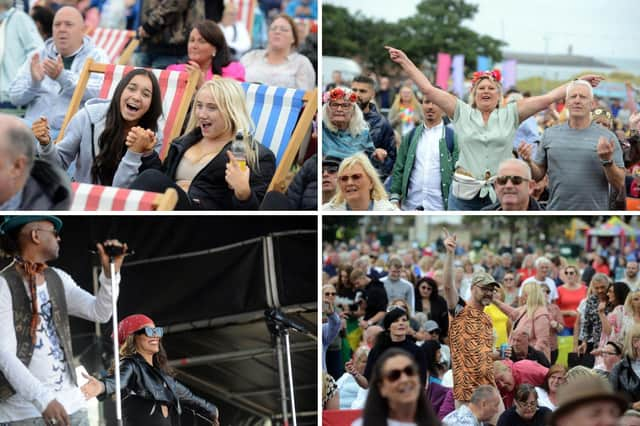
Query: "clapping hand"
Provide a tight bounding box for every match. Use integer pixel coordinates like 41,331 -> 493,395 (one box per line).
630,112 -> 640,132
30,53 -> 45,82
184,61 -> 205,89
517,141 -> 534,163
597,136 -> 615,162
42,54 -> 64,80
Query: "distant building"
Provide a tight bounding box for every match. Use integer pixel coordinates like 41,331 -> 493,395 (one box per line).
503,51 -> 615,81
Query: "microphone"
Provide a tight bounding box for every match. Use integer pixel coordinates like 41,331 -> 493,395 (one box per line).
265,309 -> 316,339
88,243 -> 134,258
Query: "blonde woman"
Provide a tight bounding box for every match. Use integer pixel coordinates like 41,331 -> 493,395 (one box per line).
388,85 -> 423,136
493,282 -> 551,361
323,152 -> 398,211
609,323 -> 640,409
128,78 -> 276,210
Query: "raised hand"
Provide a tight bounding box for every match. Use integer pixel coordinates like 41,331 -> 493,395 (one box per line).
630,112 -> 640,131
32,116 -> 51,146
96,239 -> 128,277
30,53 -> 45,82
385,46 -> 410,65
517,141 -> 533,162
597,136 -> 615,161
185,61 -> 205,89
42,54 -> 63,80
578,74 -> 605,88
442,227 -> 457,254
125,127 -> 156,153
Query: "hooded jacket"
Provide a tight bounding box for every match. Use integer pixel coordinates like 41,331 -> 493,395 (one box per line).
37,98 -> 162,187
9,36 -> 109,131
363,103 -> 396,178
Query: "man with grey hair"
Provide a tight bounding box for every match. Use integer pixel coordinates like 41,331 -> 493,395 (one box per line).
520,256 -> 559,302
0,0 -> 43,106
442,384 -> 502,425
0,114 -> 71,210
518,79 -> 625,210
482,158 -> 542,211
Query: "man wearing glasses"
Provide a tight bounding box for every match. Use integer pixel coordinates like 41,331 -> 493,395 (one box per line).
482,158 -> 543,211
321,156 -> 340,204
0,216 -> 127,426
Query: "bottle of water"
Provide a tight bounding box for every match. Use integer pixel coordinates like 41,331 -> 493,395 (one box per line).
230,130 -> 246,170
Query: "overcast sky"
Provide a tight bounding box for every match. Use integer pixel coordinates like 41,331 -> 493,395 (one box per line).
323,0 -> 639,59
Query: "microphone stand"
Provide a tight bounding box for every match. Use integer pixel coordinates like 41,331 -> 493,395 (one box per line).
109,254 -> 123,426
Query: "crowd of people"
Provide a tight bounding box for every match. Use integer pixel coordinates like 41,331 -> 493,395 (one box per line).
0,0 -> 318,210
321,48 -> 640,211
322,225 -> 640,425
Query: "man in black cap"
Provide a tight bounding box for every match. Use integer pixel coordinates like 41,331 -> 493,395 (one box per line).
322,156 -> 340,204
0,216 -> 127,426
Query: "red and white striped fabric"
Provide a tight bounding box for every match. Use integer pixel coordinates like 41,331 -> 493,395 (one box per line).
91,28 -> 135,63
98,64 -> 191,157
71,182 -> 158,211
232,0 -> 255,33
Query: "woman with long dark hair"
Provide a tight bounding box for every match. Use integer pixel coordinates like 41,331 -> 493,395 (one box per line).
167,20 -> 245,87
33,69 -> 164,187
352,348 -> 441,426
81,314 -> 219,425
415,277 -> 449,341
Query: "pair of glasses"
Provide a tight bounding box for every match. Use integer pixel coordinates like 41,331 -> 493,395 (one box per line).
429,330 -> 440,335
35,228 -> 59,238
566,271 -> 576,275
383,364 -> 418,382
323,165 -> 338,174
269,25 -> 291,33
324,292 -> 336,296
495,175 -> 529,186
601,351 -> 619,356
593,109 -> 612,119
474,285 -> 496,294
134,326 -> 164,338
420,286 -> 431,291
339,173 -> 363,183
504,277 -> 514,281
517,400 -> 537,409
329,102 -> 352,110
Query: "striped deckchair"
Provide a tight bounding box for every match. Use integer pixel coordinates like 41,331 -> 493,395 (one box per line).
232,0 -> 256,34
89,28 -> 139,65
242,83 -> 318,192
70,182 -> 178,210
56,59 -> 198,160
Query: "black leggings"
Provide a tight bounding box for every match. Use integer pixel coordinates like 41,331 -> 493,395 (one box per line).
130,169 -> 192,210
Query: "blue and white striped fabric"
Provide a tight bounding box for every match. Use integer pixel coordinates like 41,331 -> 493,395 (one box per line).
241,83 -> 306,167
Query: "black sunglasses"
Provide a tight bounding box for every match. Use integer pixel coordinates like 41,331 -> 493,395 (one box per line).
134,326 -> 164,338
495,175 -> 529,186
383,364 -> 418,382
323,165 -> 338,174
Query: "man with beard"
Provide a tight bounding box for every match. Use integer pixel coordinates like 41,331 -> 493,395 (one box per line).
351,75 -> 396,180
518,80 -> 624,210
390,94 -> 457,210
482,158 -> 542,211
624,261 -> 640,290
443,230 -> 506,408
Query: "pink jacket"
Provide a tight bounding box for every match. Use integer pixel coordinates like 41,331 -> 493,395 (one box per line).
166,61 -> 245,82
502,303 -> 551,361
501,359 -> 548,408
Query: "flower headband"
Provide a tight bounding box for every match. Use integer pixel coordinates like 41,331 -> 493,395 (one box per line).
323,87 -> 357,104
471,69 -> 502,87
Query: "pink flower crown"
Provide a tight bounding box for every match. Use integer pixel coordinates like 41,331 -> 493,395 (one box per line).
323,87 -> 357,104
471,69 -> 502,87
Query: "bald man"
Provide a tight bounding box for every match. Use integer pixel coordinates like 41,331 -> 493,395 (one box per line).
9,6 -> 108,135
0,113 -> 71,210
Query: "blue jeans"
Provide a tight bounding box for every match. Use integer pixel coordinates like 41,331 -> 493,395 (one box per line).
447,186 -> 492,211
3,409 -> 89,426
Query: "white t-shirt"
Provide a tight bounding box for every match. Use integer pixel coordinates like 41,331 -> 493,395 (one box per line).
404,123 -> 445,211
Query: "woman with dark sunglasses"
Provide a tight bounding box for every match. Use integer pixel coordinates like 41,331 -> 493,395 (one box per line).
352,348 -> 440,426
80,314 -> 219,425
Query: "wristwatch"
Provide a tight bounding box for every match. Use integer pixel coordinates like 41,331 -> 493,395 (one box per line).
601,159 -> 614,167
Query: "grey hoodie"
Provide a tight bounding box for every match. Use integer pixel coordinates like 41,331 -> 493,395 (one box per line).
37,98 -> 163,187
9,35 -> 109,131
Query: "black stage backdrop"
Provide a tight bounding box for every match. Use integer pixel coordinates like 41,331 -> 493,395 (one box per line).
0,216 -> 317,426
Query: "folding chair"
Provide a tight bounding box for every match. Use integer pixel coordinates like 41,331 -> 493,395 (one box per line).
70,182 -> 178,210
89,28 -> 140,65
56,58 -> 198,160
232,0 -> 256,34
241,83 -> 318,192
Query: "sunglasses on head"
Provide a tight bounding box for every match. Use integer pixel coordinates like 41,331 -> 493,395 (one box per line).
495,175 -> 529,186
134,326 -> 164,338
383,364 -> 418,382
339,173 -> 364,183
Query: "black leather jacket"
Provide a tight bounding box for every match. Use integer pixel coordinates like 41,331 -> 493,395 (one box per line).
609,355 -> 640,405
100,354 -> 218,420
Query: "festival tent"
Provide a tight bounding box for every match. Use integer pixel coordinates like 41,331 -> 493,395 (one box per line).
0,216 -> 317,426
584,216 -> 640,252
